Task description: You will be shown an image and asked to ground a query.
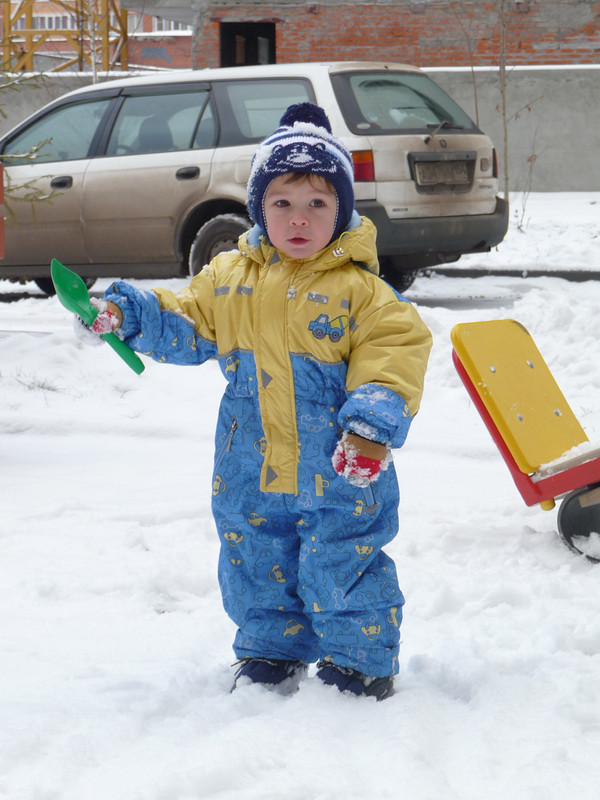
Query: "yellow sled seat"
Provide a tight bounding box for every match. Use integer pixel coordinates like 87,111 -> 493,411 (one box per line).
451,319 -> 588,474
451,319 -> 600,512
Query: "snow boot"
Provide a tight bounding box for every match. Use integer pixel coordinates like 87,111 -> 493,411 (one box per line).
316,661 -> 394,701
231,657 -> 307,694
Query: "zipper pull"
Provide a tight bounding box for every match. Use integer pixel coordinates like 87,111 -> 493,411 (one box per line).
362,485 -> 379,513
226,418 -> 238,451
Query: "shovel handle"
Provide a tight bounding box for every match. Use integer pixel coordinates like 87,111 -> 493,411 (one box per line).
102,331 -> 145,375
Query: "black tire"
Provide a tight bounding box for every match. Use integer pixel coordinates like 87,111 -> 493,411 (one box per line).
189,214 -> 250,276
557,484 -> 600,563
35,276 -> 96,296
378,256 -> 420,293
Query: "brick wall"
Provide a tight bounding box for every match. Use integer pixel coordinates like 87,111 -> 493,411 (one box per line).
127,36 -> 192,69
192,0 -> 600,68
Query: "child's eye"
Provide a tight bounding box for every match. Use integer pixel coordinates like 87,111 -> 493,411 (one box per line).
310,199 -> 326,207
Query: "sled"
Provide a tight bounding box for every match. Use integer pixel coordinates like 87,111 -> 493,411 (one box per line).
451,319 -> 600,562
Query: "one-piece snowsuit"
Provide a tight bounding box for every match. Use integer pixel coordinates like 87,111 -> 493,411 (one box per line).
106,217 -> 432,677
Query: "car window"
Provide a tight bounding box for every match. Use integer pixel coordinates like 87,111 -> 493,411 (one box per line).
218,79 -> 314,141
1,98 -> 112,164
105,90 -> 212,155
192,101 -> 216,149
331,72 -> 477,134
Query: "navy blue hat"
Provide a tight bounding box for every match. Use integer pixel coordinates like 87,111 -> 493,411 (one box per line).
247,103 -> 355,244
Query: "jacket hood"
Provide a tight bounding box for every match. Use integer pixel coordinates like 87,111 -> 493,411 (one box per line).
239,213 -> 380,277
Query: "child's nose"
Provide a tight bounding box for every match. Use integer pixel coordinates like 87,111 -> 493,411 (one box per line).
290,210 -> 309,226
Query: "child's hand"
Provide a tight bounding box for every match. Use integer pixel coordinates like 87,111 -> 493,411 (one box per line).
73,298 -> 123,346
332,431 -> 390,488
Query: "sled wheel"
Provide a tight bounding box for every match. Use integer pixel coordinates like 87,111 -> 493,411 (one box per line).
556,483 -> 600,563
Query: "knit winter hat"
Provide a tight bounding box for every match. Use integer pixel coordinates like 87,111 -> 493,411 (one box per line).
247,102 -> 355,244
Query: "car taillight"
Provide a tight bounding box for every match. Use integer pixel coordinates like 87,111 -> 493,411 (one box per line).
492,148 -> 498,178
352,151 -> 375,182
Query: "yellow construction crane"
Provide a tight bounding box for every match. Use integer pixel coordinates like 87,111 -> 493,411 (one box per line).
1,0 -> 128,72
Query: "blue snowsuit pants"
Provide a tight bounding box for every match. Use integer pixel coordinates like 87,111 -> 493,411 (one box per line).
212,388 -> 405,678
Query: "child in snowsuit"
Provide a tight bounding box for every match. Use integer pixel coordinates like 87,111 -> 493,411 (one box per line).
81,103 -> 432,700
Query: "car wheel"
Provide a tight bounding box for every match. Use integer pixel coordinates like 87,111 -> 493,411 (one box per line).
35,276 -> 96,296
378,257 -> 420,293
189,214 -> 251,276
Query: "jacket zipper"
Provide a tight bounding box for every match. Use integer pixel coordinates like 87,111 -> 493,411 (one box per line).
215,417 -> 238,471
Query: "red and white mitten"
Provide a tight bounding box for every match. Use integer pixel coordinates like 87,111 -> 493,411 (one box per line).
90,298 -> 122,335
73,298 -> 122,346
332,431 -> 391,488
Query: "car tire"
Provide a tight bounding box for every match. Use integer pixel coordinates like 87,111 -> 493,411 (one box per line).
189,214 -> 251,276
377,257 -> 420,293
35,276 -> 96,296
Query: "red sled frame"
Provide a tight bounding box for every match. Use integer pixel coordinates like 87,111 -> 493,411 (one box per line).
452,348 -> 600,510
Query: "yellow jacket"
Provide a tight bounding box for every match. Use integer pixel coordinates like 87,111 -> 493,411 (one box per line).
113,217 -> 432,494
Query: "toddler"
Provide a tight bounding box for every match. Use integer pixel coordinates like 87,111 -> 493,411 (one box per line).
80,103 -> 432,700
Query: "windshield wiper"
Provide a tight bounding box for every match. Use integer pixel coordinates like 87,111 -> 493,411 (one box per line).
424,119 -> 463,143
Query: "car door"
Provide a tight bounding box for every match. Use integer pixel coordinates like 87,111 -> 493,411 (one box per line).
81,85 -> 215,266
0,96 -> 114,267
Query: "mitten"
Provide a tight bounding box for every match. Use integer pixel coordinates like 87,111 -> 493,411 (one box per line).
73,298 -> 122,346
332,431 -> 390,488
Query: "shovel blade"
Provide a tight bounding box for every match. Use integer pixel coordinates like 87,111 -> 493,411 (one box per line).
51,259 -> 97,326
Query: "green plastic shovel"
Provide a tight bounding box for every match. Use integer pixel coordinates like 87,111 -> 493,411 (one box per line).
51,259 -> 145,375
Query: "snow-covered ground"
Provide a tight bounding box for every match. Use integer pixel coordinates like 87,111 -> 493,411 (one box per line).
1,193 -> 600,799
459,191 -> 600,273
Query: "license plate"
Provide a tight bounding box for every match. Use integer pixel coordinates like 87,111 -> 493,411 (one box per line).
414,160 -> 470,186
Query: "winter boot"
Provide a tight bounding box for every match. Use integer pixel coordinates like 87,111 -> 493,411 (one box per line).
231,657 -> 308,695
316,661 -> 394,701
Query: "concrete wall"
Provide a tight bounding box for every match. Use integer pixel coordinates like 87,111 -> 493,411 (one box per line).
1,66 -> 598,192
427,66 -> 600,193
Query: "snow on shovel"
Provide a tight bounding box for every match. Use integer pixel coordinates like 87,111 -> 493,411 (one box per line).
51,259 -> 145,375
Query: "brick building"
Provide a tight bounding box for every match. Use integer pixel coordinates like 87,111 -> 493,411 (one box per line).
122,0 -> 600,69
126,12 -> 193,69
6,1 -> 595,72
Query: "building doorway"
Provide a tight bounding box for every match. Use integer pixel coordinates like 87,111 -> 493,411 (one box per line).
220,22 -> 276,67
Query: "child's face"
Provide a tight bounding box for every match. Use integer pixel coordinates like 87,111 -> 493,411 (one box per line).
263,173 -> 337,259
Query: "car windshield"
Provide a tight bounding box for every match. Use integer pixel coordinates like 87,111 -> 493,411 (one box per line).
331,71 -> 477,134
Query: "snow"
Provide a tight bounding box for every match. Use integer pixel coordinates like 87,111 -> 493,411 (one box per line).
2,191 -> 600,799
456,192 -> 600,273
